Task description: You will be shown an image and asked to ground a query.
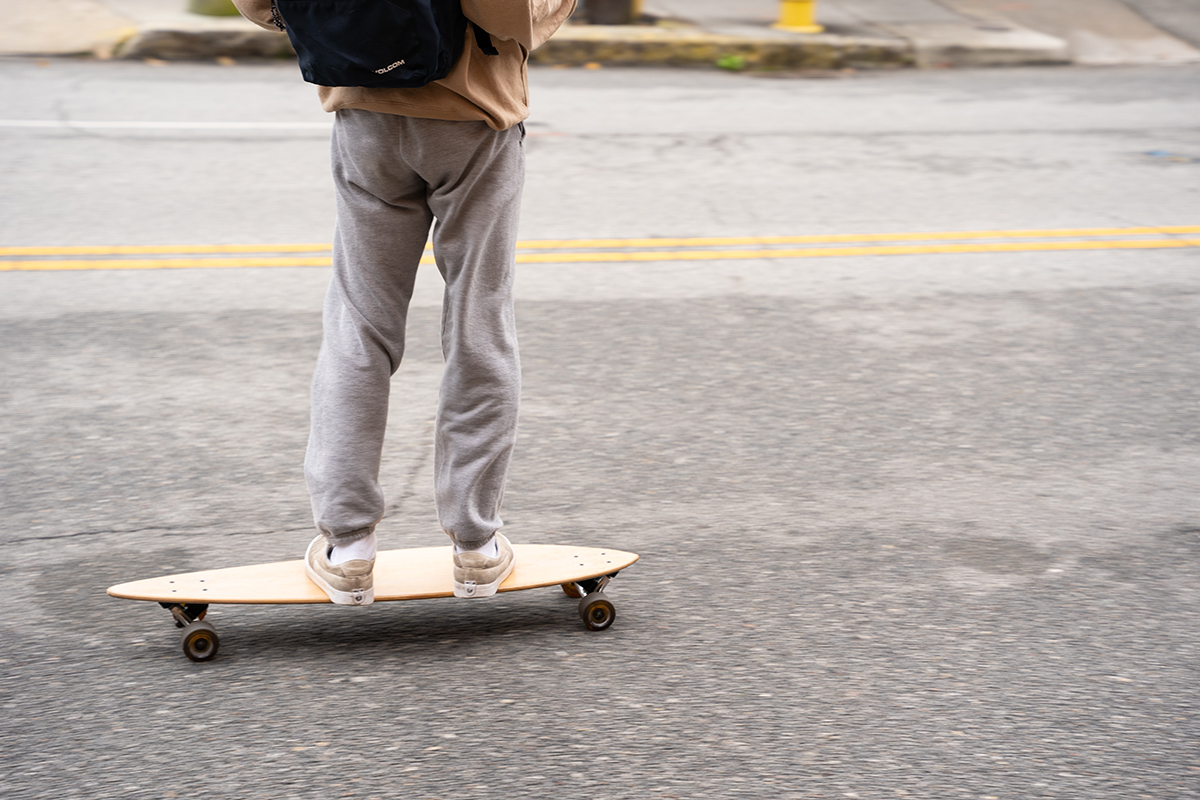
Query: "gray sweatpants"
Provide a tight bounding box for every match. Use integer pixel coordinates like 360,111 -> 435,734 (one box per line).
304,109 -> 524,549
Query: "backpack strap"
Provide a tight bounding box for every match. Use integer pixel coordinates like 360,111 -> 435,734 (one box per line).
472,23 -> 499,56
269,0 -> 286,31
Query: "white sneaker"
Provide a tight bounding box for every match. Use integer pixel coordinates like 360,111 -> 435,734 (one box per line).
304,535 -> 374,606
452,533 -> 515,598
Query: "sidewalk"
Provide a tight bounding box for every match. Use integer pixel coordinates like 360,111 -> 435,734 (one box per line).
1,0 -> 1197,68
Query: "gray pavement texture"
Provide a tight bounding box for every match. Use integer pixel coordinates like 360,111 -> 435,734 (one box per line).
1,58 -> 1199,799
2,0 -> 1200,66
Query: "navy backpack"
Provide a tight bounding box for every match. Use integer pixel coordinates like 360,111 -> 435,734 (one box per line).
270,0 -> 497,89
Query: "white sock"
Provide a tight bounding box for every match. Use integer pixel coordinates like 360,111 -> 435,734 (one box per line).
330,531 -> 377,565
454,537 -> 499,558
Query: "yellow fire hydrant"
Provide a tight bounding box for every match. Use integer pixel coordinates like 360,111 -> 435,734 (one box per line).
775,0 -> 823,33
188,0 -> 239,15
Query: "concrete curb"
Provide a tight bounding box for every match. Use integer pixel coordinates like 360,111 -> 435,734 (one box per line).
87,16 -> 1067,71
112,16 -> 292,61
110,18 -> 915,70
881,22 -> 1070,68
532,25 -> 913,70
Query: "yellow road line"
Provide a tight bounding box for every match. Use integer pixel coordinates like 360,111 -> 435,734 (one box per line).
514,238 -> 1200,264
0,243 -> 334,257
4,225 -> 1200,259
2,237 -> 1198,272
513,226 -> 1200,251
0,256 -> 354,271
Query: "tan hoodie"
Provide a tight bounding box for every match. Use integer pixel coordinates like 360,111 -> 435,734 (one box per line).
232,0 -> 574,130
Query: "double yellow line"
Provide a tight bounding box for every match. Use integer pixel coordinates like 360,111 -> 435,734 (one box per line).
2,226 -> 1198,272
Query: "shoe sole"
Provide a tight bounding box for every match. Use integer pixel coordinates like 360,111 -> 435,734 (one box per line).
453,559 -> 515,599
305,561 -> 374,606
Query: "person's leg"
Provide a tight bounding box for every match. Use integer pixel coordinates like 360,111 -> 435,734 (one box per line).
403,117 -> 525,594
304,109 -> 433,603
393,117 -> 525,549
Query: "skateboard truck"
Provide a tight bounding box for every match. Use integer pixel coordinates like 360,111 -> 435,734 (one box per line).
563,572 -> 619,631
161,602 -> 208,627
160,602 -> 220,662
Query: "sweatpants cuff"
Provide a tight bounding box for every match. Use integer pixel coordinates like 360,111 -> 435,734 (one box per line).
322,526 -> 376,548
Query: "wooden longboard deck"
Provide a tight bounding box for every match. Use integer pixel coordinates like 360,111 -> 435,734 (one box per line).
107,544 -> 638,605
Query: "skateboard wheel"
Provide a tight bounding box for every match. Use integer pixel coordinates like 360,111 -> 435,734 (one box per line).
578,594 -> 615,631
561,582 -> 584,598
181,620 -> 220,662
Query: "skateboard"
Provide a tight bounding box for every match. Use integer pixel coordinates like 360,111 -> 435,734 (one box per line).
107,544 -> 638,662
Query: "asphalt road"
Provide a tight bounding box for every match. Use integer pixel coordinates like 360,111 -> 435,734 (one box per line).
1,59 -> 1198,799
